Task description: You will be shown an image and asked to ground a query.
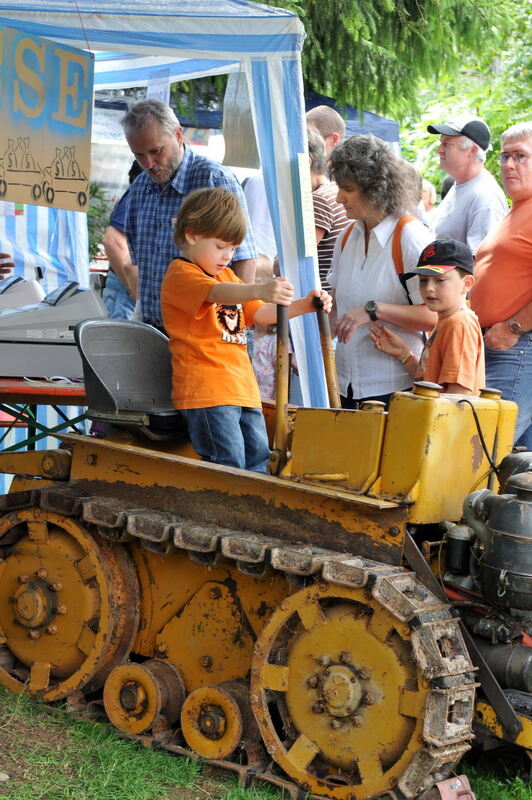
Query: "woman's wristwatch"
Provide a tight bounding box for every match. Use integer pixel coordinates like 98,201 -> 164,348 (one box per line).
365,300 -> 378,321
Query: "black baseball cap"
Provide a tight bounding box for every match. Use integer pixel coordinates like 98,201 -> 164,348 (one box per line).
427,115 -> 490,151
406,239 -> 474,277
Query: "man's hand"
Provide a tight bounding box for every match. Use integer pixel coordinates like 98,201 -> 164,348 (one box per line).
0,252 -> 14,279
334,306 -> 370,343
258,276 -> 294,305
484,321 -> 520,351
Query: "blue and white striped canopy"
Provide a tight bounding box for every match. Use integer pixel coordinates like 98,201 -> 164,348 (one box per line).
0,0 -> 327,407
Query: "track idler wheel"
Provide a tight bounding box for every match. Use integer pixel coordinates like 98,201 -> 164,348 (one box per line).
0,509 -> 139,700
103,659 -> 186,734
181,681 -> 256,759
250,581 -> 473,799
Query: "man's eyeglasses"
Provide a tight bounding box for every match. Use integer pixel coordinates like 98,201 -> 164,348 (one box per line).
496,152 -> 531,166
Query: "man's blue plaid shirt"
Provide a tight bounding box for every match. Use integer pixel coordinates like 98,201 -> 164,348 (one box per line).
125,144 -> 258,327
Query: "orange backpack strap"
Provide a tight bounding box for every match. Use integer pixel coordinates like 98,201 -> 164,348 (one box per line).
340,222 -> 355,252
391,214 -> 416,275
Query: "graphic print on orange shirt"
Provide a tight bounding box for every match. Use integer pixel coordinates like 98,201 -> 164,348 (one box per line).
216,304 -> 248,345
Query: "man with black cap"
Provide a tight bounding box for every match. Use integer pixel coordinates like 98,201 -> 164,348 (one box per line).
427,114 -> 507,254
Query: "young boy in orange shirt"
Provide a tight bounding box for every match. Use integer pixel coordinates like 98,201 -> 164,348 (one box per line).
161,187 -> 331,472
370,239 -> 485,395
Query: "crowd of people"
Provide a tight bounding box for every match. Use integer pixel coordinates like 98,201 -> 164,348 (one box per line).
99,100 -> 531,468
4,97 -> 528,471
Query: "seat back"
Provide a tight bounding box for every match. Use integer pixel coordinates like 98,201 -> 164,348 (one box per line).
74,319 -> 175,415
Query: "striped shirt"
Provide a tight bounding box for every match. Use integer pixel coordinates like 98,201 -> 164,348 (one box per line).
313,180 -> 349,288
125,144 -> 257,327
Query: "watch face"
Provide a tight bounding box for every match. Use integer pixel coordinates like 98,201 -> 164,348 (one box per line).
365,301 -> 378,320
510,321 -> 523,335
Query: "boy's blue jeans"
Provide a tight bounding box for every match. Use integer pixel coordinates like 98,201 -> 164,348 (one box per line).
181,406 -> 270,473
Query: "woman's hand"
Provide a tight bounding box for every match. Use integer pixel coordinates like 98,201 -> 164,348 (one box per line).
369,322 -> 408,359
335,307 -> 369,343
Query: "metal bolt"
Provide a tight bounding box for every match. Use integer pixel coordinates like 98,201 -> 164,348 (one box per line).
18,574 -> 30,584
389,526 -> 401,537
363,692 -> 376,706
250,694 -> 259,704
318,654 -> 332,667
56,604 -> 67,615
329,719 -> 342,730
86,454 -> 97,466
200,655 -> 212,669
157,642 -> 168,655
50,582 -> 63,592
339,651 -> 352,664
209,587 -> 221,600
36,568 -> 48,580
29,630 -> 41,639
45,624 -> 57,635
311,703 -> 325,714
353,714 -> 364,727
358,667 -> 372,680
307,675 -> 319,688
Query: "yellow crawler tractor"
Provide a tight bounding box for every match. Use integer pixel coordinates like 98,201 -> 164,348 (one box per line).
0,313 -> 530,800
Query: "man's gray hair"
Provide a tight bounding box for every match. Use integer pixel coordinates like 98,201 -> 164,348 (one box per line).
502,121 -> 532,144
329,134 -> 416,218
459,136 -> 486,163
306,105 -> 345,140
121,99 -> 180,137
307,126 -> 326,175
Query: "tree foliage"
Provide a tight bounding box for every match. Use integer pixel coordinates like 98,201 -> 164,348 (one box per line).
400,0 -> 531,190
258,0 -> 513,117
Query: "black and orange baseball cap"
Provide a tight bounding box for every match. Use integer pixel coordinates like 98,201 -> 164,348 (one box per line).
408,239 -> 474,276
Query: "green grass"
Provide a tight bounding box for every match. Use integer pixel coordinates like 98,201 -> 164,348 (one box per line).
463,752 -> 532,800
0,688 -> 529,800
0,689 -> 199,800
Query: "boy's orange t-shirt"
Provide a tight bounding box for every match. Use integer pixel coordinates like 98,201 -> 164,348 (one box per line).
161,258 -> 264,410
417,306 -> 485,395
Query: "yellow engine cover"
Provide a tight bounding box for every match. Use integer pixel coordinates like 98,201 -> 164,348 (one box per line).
377,387 -> 516,523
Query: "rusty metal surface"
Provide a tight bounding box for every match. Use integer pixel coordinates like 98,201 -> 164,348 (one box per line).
0,449 -> 72,480
249,571 -> 474,800
404,531 -> 523,741
181,684 -> 244,759
58,435 -> 406,564
0,479 -> 476,799
103,659 -> 186,734
0,508 -> 139,700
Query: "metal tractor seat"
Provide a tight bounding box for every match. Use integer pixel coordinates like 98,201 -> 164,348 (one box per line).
74,319 -> 186,441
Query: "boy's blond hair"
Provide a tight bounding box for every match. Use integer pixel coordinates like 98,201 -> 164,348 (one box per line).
174,187 -> 247,248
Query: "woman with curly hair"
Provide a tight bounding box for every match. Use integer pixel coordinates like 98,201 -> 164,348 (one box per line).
327,134 -> 437,408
